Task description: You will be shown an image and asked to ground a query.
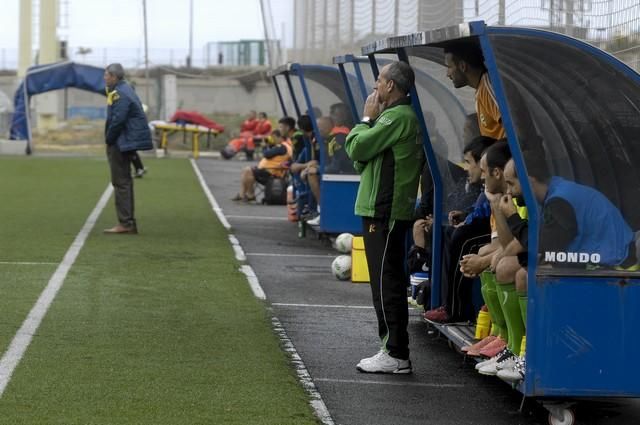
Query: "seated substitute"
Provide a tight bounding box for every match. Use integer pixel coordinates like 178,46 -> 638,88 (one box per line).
424,135 -> 495,323
320,116 -> 354,175
473,157 -> 528,378
289,115 -> 320,218
525,150 -> 638,269
231,128 -> 292,202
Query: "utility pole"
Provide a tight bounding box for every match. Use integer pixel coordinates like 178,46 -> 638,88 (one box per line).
187,0 -> 194,67
334,0 -> 340,50
394,0 -> 400,35
372,0 -> 376,36
322,0 -> 328,55
349,0 -> 354,47
565,0 -> 574,37
142,0 -> 150,109
259,0 -> 273,67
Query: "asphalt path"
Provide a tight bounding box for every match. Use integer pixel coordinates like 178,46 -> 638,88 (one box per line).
196,157 -> 640,425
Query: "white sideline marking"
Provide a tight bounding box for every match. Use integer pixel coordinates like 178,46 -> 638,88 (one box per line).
226,215 -> 288,221
246,253 -> 334,259
272,303 -> 374,309
239,265 -> 266,300
272,317 -> 335,425
228,235 -> 246,262
314,378 -> 464,389
0,262 -> 58,266
190,159 -> 231,230
0,184 -> 113,397
191,161 -> 334,425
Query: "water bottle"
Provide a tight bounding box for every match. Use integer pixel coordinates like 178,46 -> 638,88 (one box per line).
298,219 -> 306,238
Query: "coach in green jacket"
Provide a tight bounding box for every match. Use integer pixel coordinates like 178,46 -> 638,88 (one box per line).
346,61 -> 424,374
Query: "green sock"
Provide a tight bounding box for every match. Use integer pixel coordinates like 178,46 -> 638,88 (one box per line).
518,292 -> 527,330
496,283 -> 525,355
480,277 -> 499,337
480,272 -> 508,340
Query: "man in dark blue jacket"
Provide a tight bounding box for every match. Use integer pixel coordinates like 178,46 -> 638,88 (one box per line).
103,63 -> 153,234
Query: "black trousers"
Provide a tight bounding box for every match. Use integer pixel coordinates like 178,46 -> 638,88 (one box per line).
107,144 -> 136,227
362,217 -> 412,360
441,219 -> 490,321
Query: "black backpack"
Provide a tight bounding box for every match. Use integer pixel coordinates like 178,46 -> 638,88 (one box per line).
262,177 -> 287,205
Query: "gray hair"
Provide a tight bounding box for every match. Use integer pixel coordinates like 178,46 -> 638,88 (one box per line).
385,61 -> 415,95
105,63 -> 125,80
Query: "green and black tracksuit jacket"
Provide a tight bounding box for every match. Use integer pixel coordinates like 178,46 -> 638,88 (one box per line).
345,97 -> 424,221
345,97 -> 424,360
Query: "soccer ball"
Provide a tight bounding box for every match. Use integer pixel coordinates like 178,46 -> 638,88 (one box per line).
335,233 -> 354,254
331,255 -> 352,280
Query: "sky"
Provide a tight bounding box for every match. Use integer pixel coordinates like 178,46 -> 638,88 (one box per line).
0,0 -> 293,64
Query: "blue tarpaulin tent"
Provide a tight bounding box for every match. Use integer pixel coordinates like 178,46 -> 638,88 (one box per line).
10,61 -> 106,153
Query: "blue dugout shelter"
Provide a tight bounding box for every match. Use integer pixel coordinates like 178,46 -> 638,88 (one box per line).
268,63 -> 362,235
10,61 -> 106,153
363,20 -> 640,424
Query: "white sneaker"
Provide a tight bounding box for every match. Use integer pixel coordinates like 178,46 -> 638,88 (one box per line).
307,215 -> 320,226
357,351 -> 412,374
357,350 -> 385,367
475,347 -> 511,370
478,350 -> 516,376
497,357 -> 525,383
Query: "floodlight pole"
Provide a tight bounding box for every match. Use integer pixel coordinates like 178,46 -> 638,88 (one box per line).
142,0 -> 150,108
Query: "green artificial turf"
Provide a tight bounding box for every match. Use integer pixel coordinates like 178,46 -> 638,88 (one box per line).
0,157 -> 110,355
0,158 -> 318,425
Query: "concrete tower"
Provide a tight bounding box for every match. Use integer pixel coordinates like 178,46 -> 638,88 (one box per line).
18,0 -> 33,78
36,0 -> 61,131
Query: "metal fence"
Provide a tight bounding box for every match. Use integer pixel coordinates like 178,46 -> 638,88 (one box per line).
269,0 -> 640,70
0,42 -> 278,71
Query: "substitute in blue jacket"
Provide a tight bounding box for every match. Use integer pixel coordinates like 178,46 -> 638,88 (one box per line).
103,63 -> 152,234
523,151 -> 637,269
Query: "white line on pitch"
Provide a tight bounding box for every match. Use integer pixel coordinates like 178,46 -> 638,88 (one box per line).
0,184 -> 113,398
239,265 -> 266,300
0,262 -> 58,266
273,318 -> 335,424
246,253 -> 335,258
191,160 -> 334,425
272,303 -> 374,309
314,378 -> 464,388
190,159 -> 231,230
228,235 -> 246,262
226,215 -> 288,221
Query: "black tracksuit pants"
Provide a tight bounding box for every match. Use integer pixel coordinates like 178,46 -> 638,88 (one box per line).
362,217 -> 412,360
441,219 -> 490,321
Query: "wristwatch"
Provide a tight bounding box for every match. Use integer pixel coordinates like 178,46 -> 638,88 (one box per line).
361,116 -> 373,127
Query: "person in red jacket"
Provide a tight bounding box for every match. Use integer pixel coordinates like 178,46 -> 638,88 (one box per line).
254,112 -> 273,138
240,110 -> 259,133
250,112 -> 273,158
222,111 -> 274,160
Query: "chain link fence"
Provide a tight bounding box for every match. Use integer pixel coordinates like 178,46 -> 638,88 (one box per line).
269,0 -> 640,71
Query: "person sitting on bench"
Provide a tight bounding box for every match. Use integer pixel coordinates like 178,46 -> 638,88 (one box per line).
232,128 -> 292,202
